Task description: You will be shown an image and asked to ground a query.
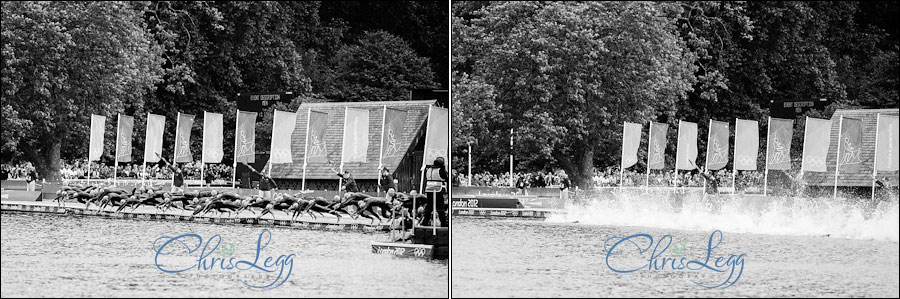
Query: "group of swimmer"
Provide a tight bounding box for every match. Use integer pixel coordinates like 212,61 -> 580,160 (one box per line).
53,182 -> 431,225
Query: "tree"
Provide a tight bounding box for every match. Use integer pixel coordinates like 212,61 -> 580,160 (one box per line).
324,30 -> 436,102
1,1 -> 163,180
457,2 -> 697,185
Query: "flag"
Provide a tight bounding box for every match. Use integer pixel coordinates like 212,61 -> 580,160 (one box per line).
734,119 -> 759,170
766,117 -> 793,170
115,114 -> 134,162
89,114 -> 106,161
234,110 -> 257,163
143,113 -> 165,163
341,108 -> 370,163
381,108 -> 408,167
647,122 -> 668,170
676,121 -> 698,170
801,117 -> 831,172
423,106 -> 449,167
306,110 -> 330,164
874,115 -> 900,171
202,112 -> 223,163
270,110 -> 297,164
838,117 -> 863,172
706,120 -> 729,170
174,113 -> 195,163
621,122 -> 642,169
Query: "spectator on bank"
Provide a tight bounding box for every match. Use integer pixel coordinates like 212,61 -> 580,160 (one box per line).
332,168 -> 359,193
558,171 -> 571,202
379,167 -> 395,193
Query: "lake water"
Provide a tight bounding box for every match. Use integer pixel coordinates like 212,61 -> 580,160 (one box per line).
452,193 -> 899,297
1,212 -> 448,297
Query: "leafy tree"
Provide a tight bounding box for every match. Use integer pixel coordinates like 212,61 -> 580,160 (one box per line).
323,30 -> 436,102
455,1 -> 697,185
1,1 -> 163,180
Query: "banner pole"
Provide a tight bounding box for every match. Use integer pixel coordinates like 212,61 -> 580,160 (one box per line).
416,106 -> 435,232
468,142 -> 472,186
143,112 -> 150,186
764,117 -> 771,196
302,108 -> 311,191
645,121 -> 652,193
267,110 -> 277,188
871,114 -> 881,201
232,110 -> 239,189
704,119 -> 713,197
339,107 -> 349,193
174,112 -> 181,190
509,128 -> 514,187
114,114 -> 120,186
619,121 -> 626,194
674,121 -> 680,195
834,115 -> 844,199
732,118 -> 737,195
378,105 -> 387,196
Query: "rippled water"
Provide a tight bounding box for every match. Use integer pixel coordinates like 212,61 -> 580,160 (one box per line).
1,212 -> 447,297
452,217 -> 899,297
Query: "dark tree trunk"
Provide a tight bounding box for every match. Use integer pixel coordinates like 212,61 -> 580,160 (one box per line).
34,139 -> 62,182
575,146 -> 594,188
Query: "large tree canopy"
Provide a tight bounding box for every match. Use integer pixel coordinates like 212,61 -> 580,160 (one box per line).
2,1 -> 447,181
453,1 -> 899,186
2,1 -> 163,180
455,1 -> 697,184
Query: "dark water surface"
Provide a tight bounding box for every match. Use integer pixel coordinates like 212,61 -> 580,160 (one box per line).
1,212 -> 447,297
452,217 -> 898,297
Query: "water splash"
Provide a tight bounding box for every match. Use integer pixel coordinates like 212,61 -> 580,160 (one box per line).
548,189 -> 899,243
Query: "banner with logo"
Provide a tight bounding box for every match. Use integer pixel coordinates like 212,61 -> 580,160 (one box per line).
341,108 -> 370,163
380,108 -> 408,168
647,122 -> 668,170
734,119 -> 759,170
838,117 -> 863,172
202,112 -> 224,163
115,114 -> 134,162
173,113 -> 195,163
306,110 -> 330,164
269,110 -> 297,164
423,106 -> 449,167
676,121 -> 698,170
874,115 -> 900,171
621,122 -> 642,169
766,117 -> 793,170
705,120 -> 729,170
800,117 -> 831,172
89,114 -> 106,161
143,113 -> 166,163
234,110 -> 257,163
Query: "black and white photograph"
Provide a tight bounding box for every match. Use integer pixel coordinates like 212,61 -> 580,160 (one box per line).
450,1 -> 898,297
1,1 -> 448,297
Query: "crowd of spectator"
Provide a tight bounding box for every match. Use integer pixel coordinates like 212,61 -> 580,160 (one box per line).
456,167 -> 767,190
2,161 -> 232,182
456,171 -> 569,188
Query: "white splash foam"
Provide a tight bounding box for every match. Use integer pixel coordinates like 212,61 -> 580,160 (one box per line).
547,190 -> 899,243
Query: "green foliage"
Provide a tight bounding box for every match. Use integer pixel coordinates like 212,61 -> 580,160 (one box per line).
454,1 -> 697,184
323,30 -> 436,102
454,1 -> 899,186
2,1 -> 164,179
2,1 -> 446,180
